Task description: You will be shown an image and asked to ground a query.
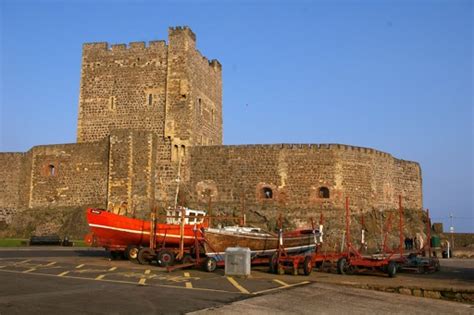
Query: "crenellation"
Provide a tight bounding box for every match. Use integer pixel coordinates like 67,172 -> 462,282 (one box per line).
83,42 -> 108,51
129,41 -> 146,50
111,44 -> 127,51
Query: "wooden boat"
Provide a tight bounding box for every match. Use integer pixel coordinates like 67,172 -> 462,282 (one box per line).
84,207 -> 206,251
203,226 -> 318,258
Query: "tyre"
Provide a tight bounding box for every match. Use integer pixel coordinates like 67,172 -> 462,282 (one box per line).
203,257 -> 217,272
126,245 -> 140,263
137,247 -> 154,265
337,257 -> 352,275
157,250 -> 175,267
303,256 -> 313,276
387,261 -> 397,278
269,252 -> 279,274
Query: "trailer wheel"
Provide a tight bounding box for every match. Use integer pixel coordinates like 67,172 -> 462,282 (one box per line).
137,247 -> 154,265
157,250 -> 175,267
126,245 -> 140,263
387,261 -> 397,277
182,254 -> 194,265
269,252 -> 279,274
337,257 -> 353,275
303,256 -> 313,276
204,257 -> 217,272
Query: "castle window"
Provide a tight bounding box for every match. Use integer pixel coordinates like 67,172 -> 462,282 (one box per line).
263,187 -> 273,199
48,164 -> 56,176
211,108 -> 215,123
173,145 -> 179,161
180,145 -> 186,157
318,187 -> 330,199
197,98 -> 202,114
148,94 -> 153,106
109,96 -> 115,110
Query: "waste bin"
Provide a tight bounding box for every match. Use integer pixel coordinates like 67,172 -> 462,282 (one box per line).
225,247 -> 251,276
431,236 -> 441,248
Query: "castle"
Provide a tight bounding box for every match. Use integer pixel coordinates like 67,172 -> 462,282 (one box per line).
0,27 -> 423,233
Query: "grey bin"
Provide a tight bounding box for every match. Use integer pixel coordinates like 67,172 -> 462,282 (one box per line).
225,247 -> 251,276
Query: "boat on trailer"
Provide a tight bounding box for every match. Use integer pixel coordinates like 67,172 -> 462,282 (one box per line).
203,226 -> 319,259
85,207 -> 207,256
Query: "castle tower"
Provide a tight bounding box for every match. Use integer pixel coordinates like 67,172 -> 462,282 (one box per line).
75,27 -> 222,214
76,26 -> 222,148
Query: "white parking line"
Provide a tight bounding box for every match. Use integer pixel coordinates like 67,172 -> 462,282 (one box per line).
273,279 -> 289,287
108,267 -> 117,272
76,264 -> 85,269
58,271 -> 70,277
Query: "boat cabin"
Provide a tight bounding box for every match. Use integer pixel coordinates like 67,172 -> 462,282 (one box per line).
166,207 -> 206,225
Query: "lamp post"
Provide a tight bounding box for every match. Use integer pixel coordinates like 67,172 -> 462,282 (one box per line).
449,212 -> 454,251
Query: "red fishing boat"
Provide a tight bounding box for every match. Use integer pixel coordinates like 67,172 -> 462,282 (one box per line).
84,207 -> 207,259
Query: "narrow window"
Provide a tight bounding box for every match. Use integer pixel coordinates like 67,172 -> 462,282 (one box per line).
48,164 -> 56,176
197,98 -> 202,114
173,145 -> 179,161
109,96 -> 115,110
180,145 -> 186,157
211,108 -> 215,123
148,94 -> 153,106
263,187 -> 273,199
319,187 -> 330,199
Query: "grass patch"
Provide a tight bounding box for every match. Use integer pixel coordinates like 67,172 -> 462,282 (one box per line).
0,239 -> 88,247
71,240 -> 87,247
0,239 -> 28,247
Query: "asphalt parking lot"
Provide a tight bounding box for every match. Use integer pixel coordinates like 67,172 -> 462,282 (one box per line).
0,248 -> 308,314
1,248 -> 473,314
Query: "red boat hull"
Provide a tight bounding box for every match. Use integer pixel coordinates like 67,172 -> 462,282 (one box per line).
85,208 -> 204,250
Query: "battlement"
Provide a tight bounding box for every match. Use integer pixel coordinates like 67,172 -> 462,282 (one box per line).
192,143 -> 393,157
83,40 -> 167,53
168,26 -> 196,42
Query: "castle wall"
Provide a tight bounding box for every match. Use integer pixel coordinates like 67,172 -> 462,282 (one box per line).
28,141 -> 109,208
186,144 -> 422,225
107,130 -> 160,217
77,41 -> 169,143
164,27 -> 222,147
0,153 -> 26,223
188,45 -> 222,146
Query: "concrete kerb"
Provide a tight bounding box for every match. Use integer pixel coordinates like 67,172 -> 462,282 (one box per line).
332,281 -> 474,304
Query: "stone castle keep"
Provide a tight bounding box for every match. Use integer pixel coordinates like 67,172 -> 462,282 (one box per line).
0,27 -> 423,236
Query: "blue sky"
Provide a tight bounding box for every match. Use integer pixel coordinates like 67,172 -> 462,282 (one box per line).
1,0 -> 472,232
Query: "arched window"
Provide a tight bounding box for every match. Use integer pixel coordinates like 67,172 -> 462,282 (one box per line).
319,187 -> 330,199
263,187 -> 273,199
48,164 -> 56,176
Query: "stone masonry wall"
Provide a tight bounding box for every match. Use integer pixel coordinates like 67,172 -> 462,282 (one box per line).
28,141 -> 109,209
77,40 -> 168,143
108,130 -> 159,217
186,144 -> 422,226
0,153 -> 26,223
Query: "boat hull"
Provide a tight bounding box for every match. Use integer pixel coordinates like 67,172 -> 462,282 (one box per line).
203,229 -> 317,257
85,208 -> 202,250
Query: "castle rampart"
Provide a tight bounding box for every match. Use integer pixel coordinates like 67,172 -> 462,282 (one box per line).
186,144 -> 422,220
